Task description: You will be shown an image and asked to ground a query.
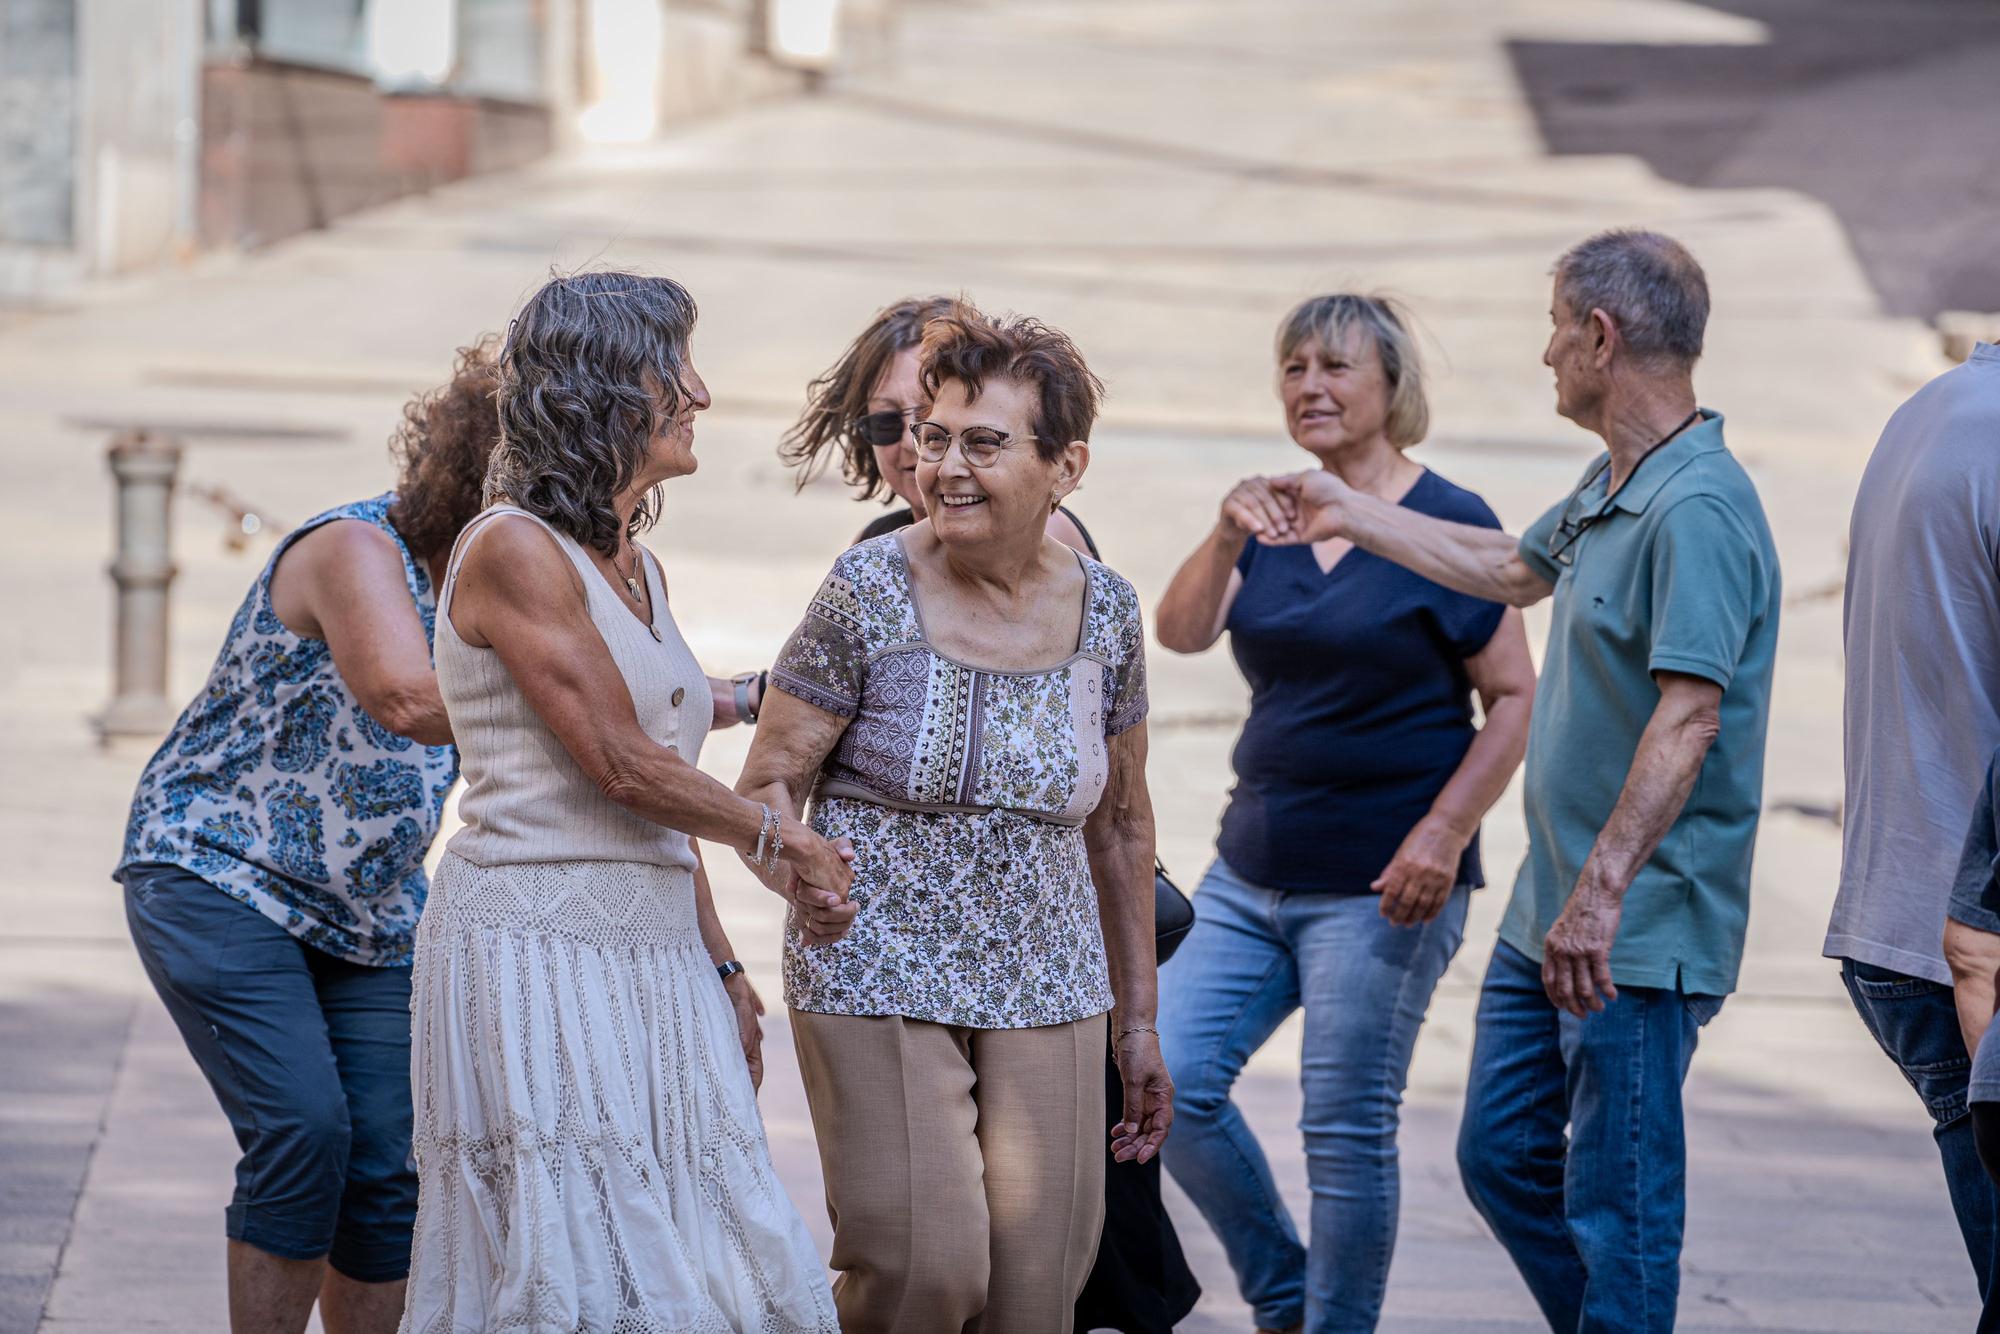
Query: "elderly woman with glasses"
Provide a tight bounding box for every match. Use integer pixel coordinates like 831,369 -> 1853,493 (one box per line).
740,301 -> 1171,1334
1153,293 -> 1536,1333
778,295 -> 1199,1334
780,294 -> 1101,554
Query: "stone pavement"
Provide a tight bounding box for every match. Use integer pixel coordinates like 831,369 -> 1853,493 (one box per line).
0,0 -> 1984,1329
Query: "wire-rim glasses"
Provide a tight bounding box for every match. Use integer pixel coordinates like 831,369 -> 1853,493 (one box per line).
911,421 -> 1036,468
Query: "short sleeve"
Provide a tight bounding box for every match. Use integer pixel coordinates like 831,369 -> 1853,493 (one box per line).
1950,752 -> 2000,935
1517,495 -> 1566,586
1647,495 -> 1765,689
770,558 -> 871,718
1104,581 -> 1150,737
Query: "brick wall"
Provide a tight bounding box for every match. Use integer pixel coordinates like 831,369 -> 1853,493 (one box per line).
199,57 -> 551,250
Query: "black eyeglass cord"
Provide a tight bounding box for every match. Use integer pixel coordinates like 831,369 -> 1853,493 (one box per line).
1608,408 -> 1702,500
1548,408 -> 1703,567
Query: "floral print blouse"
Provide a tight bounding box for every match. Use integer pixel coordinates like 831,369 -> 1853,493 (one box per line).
118,494 -> 457,966
771,533 -> 1149,1029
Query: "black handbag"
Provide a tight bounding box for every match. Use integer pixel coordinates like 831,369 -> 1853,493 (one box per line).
1154,857 -> 1196,964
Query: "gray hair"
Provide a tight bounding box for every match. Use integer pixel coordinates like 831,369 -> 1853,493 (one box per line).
488,271 -> 700,557
1274,293 -> 1430,449
1553,229 -> 1709,369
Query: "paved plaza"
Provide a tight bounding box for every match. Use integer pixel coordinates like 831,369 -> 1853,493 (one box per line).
3,1 -> 1993,1329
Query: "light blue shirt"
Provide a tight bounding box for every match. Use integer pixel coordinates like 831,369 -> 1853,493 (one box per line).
1830,344 -> 2000,984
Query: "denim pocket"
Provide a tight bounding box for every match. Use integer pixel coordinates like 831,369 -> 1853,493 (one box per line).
1843,961 -> 1972,1126
1851,969 -> 1948,1002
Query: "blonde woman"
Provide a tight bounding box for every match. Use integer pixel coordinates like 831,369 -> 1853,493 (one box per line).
1153,294 -> 1535,1333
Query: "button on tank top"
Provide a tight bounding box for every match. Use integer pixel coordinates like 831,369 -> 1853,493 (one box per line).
436,506 -> 712,870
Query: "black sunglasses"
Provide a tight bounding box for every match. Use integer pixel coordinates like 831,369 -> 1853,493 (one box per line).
1546,458 -> 1613,567
855,409 -> 916,448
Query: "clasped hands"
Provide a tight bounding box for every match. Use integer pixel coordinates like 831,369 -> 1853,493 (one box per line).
745,815 -> 860,947
1218,470 -> 1351,545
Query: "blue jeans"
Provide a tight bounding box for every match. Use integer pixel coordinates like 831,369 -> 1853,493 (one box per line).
1159,857 -> 1468,1332
1841,959 -> 2000,1332
1456,939 -> 1722,1334
121,862 -> 418,1281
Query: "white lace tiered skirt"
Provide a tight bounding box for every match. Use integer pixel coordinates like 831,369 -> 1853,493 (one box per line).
401,854 -> 839,1334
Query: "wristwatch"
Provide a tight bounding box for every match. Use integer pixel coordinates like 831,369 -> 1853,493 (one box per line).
731,672 -> 765,725
716,960 -> 745,983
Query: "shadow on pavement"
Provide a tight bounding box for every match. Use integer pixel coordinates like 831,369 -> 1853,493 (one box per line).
1505,0 -> 2000,319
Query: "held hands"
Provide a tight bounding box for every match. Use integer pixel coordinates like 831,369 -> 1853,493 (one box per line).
725,971 -> 766,1090
1109,1027 -> 1174,1165
1262,470 -> 1354,545
770,817 -> 858,947
1217,472 -> 1355,547
1219,476 -> 1300,543
1542,876 -> 1623,1017
1372,813 -> 1469,926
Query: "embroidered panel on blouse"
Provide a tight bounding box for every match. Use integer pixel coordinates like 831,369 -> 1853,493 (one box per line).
770,534 -> 1148,1027
118,494 -> 457,966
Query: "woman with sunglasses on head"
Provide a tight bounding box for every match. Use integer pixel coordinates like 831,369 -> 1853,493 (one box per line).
745,302 -> 1172,1334
778,296 -> 1200,1333
1153,294 -> 1535,1334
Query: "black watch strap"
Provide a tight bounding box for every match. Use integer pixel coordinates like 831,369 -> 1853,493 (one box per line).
716,959 -> 745,983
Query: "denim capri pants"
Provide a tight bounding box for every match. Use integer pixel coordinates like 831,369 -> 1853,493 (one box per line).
121,862 -> 418,1281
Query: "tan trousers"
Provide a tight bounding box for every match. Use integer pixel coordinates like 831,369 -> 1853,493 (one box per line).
790,1009 -> 1107,1334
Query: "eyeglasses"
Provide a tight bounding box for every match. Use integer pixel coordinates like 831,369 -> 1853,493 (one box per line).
855,408 -> 919,449
911,422 -> 1036,468
1546,457 -> 1613,567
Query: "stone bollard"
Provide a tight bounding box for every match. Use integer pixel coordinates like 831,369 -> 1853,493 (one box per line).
95,431 -> 184,741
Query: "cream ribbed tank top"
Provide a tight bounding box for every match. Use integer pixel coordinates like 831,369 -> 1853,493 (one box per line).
436,506 -> 712,871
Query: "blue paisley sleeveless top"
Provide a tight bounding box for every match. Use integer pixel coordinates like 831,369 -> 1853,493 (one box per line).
118,494 -> 458,966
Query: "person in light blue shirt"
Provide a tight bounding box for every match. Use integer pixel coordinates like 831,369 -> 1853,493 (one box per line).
1835,340 -> 2000,1330
1264,230 -> 1779,1333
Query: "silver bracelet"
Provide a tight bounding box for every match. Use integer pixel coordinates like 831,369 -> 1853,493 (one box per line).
1115,1023 -> 1158,1045
752,803 -> 775,867
767,814 -> 785,872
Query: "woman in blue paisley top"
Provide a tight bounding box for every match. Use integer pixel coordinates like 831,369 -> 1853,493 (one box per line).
114,341 -> 500,1334
740,303 -> 1172,1334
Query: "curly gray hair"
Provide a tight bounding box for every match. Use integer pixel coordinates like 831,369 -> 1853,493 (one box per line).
487,271 -> 700,556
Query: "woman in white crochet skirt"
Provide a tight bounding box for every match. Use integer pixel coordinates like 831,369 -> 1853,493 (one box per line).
400,273 -> 856,1334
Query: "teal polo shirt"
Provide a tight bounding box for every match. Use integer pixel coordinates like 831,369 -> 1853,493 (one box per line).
1506,410 -> 1780,997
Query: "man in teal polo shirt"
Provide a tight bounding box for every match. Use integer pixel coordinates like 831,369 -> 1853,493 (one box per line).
1263,229 -> 1779,1332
